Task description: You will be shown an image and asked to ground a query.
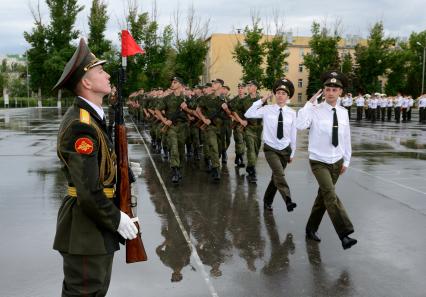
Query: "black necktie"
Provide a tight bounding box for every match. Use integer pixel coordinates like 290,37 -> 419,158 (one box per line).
277,108 -> 283,139
332,108 -> 338,147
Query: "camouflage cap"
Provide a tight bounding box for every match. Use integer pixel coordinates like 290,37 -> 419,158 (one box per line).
53,38 -> 106,92
211,78 -> 224,86
246,80 -> 260,88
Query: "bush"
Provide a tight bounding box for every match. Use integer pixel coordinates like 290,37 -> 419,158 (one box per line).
0,97 -> 75,108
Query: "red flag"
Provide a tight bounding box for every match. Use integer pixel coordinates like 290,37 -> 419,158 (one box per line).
121,30 -> 144,57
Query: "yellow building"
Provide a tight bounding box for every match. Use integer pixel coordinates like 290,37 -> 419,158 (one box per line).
202,33 -> 364,103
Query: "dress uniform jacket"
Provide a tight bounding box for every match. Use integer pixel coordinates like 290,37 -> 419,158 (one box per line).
53,97 -> 121,255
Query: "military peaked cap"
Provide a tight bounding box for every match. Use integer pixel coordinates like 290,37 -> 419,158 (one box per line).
53,38 -> 106,92
321,70 -> 348,89
273,78 -> 295,97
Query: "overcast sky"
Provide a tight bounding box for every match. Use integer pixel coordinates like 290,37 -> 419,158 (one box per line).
1,0 -> 425,55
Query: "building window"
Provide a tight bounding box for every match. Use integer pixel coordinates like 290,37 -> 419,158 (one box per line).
298,93 -> 302,102
299,48 -> 304,57
298,79 -> 303,88
298,64 -> 303,73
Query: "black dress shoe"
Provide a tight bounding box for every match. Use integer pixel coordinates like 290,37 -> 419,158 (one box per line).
264,203 -> 273,211
306,230 -> 321,242
286,201 -> 297,212
341,236 -> 357,250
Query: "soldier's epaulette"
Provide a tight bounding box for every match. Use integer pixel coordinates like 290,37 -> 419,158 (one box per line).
79,109 -> 91,125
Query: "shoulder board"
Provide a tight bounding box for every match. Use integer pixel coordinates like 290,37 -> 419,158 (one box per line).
79,109 -> 91,125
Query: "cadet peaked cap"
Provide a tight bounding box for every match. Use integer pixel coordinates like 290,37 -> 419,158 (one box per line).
212,78 -> 224,85
321,70 -> 348,89
171,76 -> 184,84
246,80 -> 260,88
53,38 -> 106,92
223,85 -> 230,91
273,78 -> 295,97
237,82 -> 246,87
204,82 -> 212,88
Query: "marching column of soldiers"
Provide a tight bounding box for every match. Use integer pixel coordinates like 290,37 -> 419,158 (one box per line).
126,77 -> 267,185
126,78 -> 426,185
335,92 -> 426,124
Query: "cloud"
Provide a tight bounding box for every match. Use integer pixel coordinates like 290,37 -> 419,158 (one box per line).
1,0 -> 425,54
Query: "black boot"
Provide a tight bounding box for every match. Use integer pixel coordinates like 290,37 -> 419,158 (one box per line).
341,236 -> 357,250
171,167 -> 179,184
211,167 -> 221,181
186,144 -> 193,158
221,150 -> 227,164
177,167 -> 182,180
285,198 -> 297,212
205,159 -> 212,172
194,147 -> 201,161
247,166 -> 257,183
239,155 -> 245,168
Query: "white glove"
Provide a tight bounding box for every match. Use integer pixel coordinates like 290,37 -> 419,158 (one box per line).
117,211 -> 138,240
130,162 -> 142,178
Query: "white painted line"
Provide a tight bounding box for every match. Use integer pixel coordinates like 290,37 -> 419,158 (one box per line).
132,122 -> 219,297
350,167 -> 426,195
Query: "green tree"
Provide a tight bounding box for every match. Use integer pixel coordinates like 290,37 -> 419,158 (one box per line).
406,31 -> 426,97
233,18 -> 265,85
87,0 -> 111,57
175,38 -> 208,87
44,0 -> 84,95
303,22 -> 341,97
263,34 -> 289,89
24,5 -> 49,96
385,41 -> 412,95
354,22 -> 394,93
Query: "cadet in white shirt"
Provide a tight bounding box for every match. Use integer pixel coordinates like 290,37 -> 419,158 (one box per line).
394,93 -> 403,123
245,78 -> 297,212
407,96 -> 414,121
296,70 -> 357,250
419,95 -> 426,123
369,95 -> 378,123
355,93 -> 364,121
386,96 -> 393,121
401,96 -> 410,122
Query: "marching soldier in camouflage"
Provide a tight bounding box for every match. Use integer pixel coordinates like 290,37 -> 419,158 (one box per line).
186,85 -> 203,160
52,38 -> 138,297
156,77 -> 188,183
198,83 -> 214,170
228,82 -> 247,167
235,80 -> 263,183
197,78 -> 227,181
220,85 -> 232,164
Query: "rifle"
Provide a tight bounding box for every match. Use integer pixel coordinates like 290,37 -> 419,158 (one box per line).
115,64 -> 148,263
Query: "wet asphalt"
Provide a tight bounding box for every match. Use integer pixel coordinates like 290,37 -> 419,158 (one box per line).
0,107 -> 425,297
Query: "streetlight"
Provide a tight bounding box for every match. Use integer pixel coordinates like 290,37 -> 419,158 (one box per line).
417,41 -> 426,95
25,51 -> 30,107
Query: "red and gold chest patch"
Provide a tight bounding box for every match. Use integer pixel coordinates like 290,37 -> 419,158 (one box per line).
75,137 -> 94,154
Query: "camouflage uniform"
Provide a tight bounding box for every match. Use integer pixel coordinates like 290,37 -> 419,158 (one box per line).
156,93 -> 188,181
198,94 -> 226,179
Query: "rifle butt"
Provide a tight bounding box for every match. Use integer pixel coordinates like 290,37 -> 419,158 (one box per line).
126,221 -> 148,263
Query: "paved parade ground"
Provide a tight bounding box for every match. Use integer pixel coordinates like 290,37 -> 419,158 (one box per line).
1,107 -> 426,297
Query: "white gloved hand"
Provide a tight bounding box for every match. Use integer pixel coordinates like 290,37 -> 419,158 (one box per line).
117,211 -> 138,240
130,162 -> 142,178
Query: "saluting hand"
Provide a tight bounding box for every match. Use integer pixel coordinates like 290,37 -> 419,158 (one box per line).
309,89 -> 323,105
262,92 -> 273,103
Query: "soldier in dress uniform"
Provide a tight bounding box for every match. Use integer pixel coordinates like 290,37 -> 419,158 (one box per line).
52,38 -> 138,296
394,92 -> 403,123
296,70 -> 357,250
